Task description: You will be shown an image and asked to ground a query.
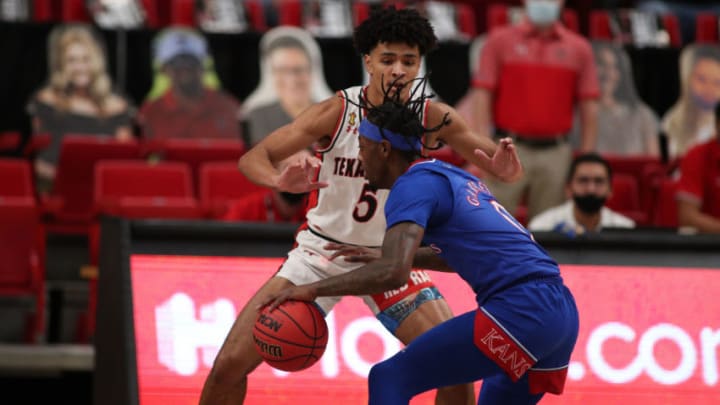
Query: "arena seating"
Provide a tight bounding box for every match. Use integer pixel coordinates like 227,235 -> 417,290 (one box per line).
199,161 -> 266,218
0,159 -> 46,343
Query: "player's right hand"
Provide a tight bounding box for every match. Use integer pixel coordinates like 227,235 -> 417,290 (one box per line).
275,155 -> 328,193
325,243 -> 380,262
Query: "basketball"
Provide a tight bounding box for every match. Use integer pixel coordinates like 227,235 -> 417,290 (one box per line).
253,300 -> 328,372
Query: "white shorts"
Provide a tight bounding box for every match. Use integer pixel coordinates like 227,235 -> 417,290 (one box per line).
275,228 -> 439,324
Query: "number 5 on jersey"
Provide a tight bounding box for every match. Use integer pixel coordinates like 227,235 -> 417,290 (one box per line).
353,182 -> 378,222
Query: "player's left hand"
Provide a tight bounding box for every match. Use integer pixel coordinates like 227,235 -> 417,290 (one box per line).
259,285 -> 318,312
474,137 -> 523,182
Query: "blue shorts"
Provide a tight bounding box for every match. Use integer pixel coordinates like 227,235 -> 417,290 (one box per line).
368,276 -> 579,404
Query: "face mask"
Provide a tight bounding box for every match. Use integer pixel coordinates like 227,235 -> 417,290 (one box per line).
526,0 -> 561,27
279,191 -> 308,206
572,194 -> 606,214
691,92 -> 718,111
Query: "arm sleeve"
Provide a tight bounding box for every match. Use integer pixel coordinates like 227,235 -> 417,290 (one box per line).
385,170 -> 453,230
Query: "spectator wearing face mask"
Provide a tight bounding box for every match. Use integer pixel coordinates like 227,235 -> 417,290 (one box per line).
528,153 -> 635,235
470,0 -> 599,221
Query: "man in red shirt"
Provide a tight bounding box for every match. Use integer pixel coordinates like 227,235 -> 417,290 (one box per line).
139,28 -> 241,141
676,106 -> 720,233
470,0 -> 599,219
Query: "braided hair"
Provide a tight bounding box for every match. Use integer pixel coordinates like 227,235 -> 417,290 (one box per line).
347,76 -> 451,161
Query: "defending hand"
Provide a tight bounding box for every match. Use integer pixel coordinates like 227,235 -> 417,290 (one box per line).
275,155 -> 328,193
473,137 -> 523,182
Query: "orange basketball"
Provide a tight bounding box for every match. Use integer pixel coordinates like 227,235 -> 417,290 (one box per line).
253,300 -> 328,371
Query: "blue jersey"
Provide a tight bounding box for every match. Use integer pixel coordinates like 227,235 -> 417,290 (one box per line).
385,159 -> 560,305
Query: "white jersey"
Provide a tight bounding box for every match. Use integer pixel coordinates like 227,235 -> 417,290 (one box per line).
305,86 -> 429,247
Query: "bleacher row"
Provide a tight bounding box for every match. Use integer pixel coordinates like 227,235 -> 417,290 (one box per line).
23,0 -> 720,45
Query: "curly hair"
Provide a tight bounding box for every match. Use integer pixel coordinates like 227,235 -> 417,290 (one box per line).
348,77 -> 450,160
353,6 -> 438,56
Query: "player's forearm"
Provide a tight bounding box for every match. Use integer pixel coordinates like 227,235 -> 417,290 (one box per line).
412,247 -> 452,272
311,259 -> 409,297
238,144 -> 281,189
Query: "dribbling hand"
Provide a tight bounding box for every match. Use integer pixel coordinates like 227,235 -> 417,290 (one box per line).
259,285 -> 318,312
276,155 -> 328,193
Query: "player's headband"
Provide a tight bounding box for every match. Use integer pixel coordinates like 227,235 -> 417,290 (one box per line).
358,119 -> 421,152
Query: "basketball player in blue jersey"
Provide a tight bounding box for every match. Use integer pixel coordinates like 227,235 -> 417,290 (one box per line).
262,84 -> 579,404
200,7 -> 523,405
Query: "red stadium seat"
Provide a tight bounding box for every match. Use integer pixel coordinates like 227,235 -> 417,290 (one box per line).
246,0 -> 268,31
589,10 -> 613,40
140,0 -> 160,28
353,1 -> 370,26
607,173 -> 647,225
150,138 -> 246,189
561,9 -> 580,33
61,0 -> 91,22
661,14 -> 682,47
278,0 -> 303,26
0,158 -> 35,197
32,0 -> 55,22
652,178 -> 678,228
0,131 -> 21,153
0,159 -> 46,342
695,13 -> 718,44
169,0 -> 195,26
94,160 -> 199,218
43,136 -> 142,234
456,4 -> 477,37
604,155 -> 665,216
23,133 -> 51,156
199,161 -> 266,217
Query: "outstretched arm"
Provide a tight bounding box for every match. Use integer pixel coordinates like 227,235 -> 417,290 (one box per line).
238,96 -> 342,192
427,101 -> 523,183
261,222 -> 425,310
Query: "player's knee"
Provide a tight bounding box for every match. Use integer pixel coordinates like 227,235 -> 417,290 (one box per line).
210,348 -> 259,384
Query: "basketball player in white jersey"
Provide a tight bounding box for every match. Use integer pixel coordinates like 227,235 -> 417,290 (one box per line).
199,7 -> 522,405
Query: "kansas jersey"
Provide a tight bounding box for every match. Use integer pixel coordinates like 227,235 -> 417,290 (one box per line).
306,86 -> 429,246
385,159 -> 560,305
